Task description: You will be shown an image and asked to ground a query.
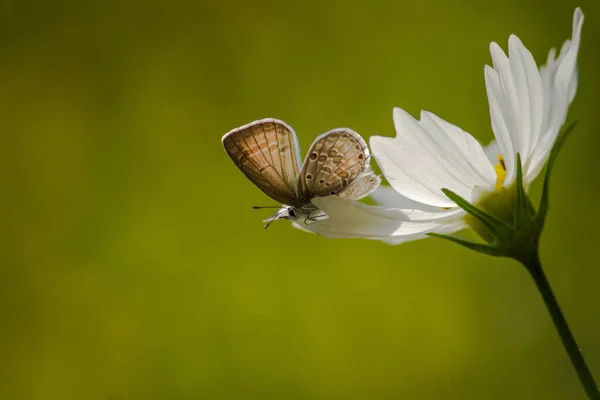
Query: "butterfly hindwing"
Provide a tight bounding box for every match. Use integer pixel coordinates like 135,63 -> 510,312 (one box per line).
222,118 -> 302,206
298,128 -> 371,199
338,169 -> 381,200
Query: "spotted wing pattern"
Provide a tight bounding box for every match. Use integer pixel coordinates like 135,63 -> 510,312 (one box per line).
298,128 -> 371,199
222,118 -> 302,206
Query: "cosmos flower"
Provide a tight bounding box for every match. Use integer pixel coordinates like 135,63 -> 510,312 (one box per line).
306,7 -> 584,244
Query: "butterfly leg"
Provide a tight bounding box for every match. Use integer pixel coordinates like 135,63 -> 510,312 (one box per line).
305,212 -> 328,223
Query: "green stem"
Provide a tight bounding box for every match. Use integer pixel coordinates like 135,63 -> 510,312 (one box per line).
521,251 -> 600,399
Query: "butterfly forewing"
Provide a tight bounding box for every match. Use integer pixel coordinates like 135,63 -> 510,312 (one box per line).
222,118 -> 302,206
298,128 -> 370,198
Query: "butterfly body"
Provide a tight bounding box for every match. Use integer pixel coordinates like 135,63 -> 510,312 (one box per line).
222,118 -> 380,224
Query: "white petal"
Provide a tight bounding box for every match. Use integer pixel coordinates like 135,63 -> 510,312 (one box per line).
538,46 -> 558,134
305,196 -> 463,239
382,220 -> 466,245
509,36 -> 544,163
485,64 -> 515,183
525,8 -> 583,183
291,221 -> 311,233
558,8 -> 584,103
486,35 -> 544,184
487,44 -> 518,183
370,185 -> 443,212
483,139 -> 500,165
370,108 -> 495,208
525,89 -> 568,182
420,112 -> 496,186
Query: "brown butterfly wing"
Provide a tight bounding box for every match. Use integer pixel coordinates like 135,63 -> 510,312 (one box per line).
298,128 -> 371,199
222,118 -> 302,206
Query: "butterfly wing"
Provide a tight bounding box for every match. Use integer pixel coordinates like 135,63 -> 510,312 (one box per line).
338,169 -> 381,200
298,128 -> 372,199
222,118 -> 302,206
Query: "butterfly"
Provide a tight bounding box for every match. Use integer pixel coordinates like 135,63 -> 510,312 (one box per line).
222,118 -> 380,226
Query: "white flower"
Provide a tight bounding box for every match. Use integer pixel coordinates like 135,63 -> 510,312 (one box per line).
305,8 -> 584,243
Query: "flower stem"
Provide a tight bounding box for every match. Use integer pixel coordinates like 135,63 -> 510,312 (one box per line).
521,251 -> 600,399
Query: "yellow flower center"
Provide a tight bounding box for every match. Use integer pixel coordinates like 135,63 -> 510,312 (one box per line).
494,154 -> 506,189
464,153 -> 521,243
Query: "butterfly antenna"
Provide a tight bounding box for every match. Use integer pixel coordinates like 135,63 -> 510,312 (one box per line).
263,208 -> 288,230
252,205 -> 282,209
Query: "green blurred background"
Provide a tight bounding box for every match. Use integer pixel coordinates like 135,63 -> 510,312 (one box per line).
1,0 -> 599,399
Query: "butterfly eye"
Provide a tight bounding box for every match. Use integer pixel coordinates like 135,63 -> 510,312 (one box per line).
288,208 -> 296,218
